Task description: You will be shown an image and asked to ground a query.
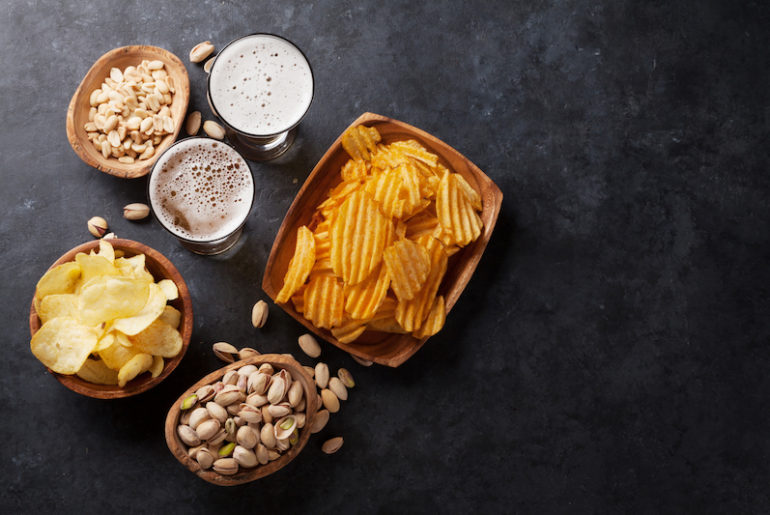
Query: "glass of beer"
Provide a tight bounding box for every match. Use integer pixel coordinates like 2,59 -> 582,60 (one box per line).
147,137 -> 255,255
207,33 -> 314,161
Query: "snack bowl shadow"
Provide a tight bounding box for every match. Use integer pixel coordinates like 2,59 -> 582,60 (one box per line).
29,239 -> 193,399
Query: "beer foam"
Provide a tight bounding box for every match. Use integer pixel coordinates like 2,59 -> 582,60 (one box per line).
149,138 -> 254,242
209,34 -> 313,135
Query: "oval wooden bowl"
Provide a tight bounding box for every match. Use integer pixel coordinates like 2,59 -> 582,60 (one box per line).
29,239 -> 193,398
66,45 -> 190,179
263,112 -> 503,367
164,354 -> 318,486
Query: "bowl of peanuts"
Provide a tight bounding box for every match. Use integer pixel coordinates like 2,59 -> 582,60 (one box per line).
66,45 -> 190,179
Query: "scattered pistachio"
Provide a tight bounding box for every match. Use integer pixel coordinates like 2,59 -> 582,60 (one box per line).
239,347 -> 260,360
87,216 -> 108,238
328,377 -> 348,401
298,333 -> 321,358
185,110 -> 201,135
321,437 -> 344,455
123,203 -> 150,221
203,56 -> 216,73
351,355 -> 373,367
102,232 -> 118,240
337,368 -> 355,388
251,300 -> 268,328
321,389 -> 340,413
314,362 -> 329,389
203,120 -> 225,140
212,342 -> 239,363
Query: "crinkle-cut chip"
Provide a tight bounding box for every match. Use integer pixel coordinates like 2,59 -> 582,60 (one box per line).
399,163 -> 424,214
35,262 -> 81,300
370,145 -> 405,170
317,181 -> 363,218
276,225 -> 316,303
117,353 -> 153,387
413,296 -> 446,339
340,159 -> 369,182
341,125 -> 381,161
311,258 -> 335,276
367,315 -> 408,334
383,239 -> 431,302
430,225 -> 456,248
94,332 -> 115,352
131,319 -> 183,358
98,240 -> 115,262
395,239 -> 448,332
394,220 -> 407,239
38,293 -> 78,324
157,279 -> 178,301
406,209 -> 440,239
314,229 -> 331,261
344,264 -> 390,321
445,245 -> 461,257
364,170 -> 407,218
303,275 -> 344,329
158,305 -> 181,329
114,331 -> 133,348
76,358 -> 119,385
149,355 -> 164,378
436,173 -> 483,247
30,317 -> 98,374
454,173 -> 482,211
331,190 -> 393,285
77,276 -> 150,326
291,287 -> 306,314
76,253 -> 118,286
99,338 -> 141,370
114,255 -> 154,283
390,140 -> 439,167
331,319 -> 368,344
112,282 -> 167,335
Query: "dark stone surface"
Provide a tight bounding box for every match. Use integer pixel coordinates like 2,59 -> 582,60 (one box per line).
1,0 -> 769,512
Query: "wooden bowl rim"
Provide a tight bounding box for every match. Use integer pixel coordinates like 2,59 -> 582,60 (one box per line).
164,354 -> 318,486
29,238 -> 194,398
262,112 -> 503,367
65,45 -> 190,179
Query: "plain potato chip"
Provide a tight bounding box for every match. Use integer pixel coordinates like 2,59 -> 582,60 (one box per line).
99,339 -> 141,370
276,225 -> 316,303
117,353 -> 153,387
114,331 -> 133,348
38,293 -> 78,324
158,305 -> 181,329
111,283 -> 167,335
98,240 -> 115,262
76,253 -> 118,286
149,355 -> 164,378
35,262 -> 81,300
30,317 -> 98,374
76,358 -> 119,385
130,319 -> 183,358
78,276 -> 149,326
413,296 -> 446,339
303,275 -> 344,329
94,332 -> 116,352
157,279 -> 179,301
383,239 -> 431,302
114,255 -> 154,283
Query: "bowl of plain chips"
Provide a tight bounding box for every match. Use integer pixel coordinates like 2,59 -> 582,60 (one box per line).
29,238 -> 193,398
263,112 -> 503,367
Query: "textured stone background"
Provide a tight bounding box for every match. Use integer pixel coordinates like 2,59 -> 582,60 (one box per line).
1,0 -> 769,512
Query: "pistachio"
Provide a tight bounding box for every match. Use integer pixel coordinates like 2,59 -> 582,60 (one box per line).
295,413 -> 306,429
260,423 -> 276,449
267,450 -> 281,461
237,364 -> 258,377
266,376 -> 286,405
196,448 -> 215,470
351,355 -> 373,367
226,402 -> 241,416
321,437 -> 344,455
203,120 -> 225,140
298,333 -> 321,358
87,216 -> 109,238
188,407 -> 211,430
203,56 -> 216,73
251,300 -> 268,328
256,443 -> 269,465
321,389 -> 340,413
224,418 -> 237,439
261,405 -> 273,424
122,203 -> 150,221
233,445 -> 258,468
218,442 -> 236,457
236,425 -> 258,449
212,342 -> 239,363
337,368 -> 355,388
190,41 -> 215,63
246,392 -> 268,408
287,381 -> 304,407
212,458 -> 238,475
196,385 -> 216,403
309,409 -> 330,434
187,444 -> 205,458
238,404 -> 263,424
180,409 -> 192,425
302,365 -> 315,378
102,232 -> 117,240
208,429 -> 227,447
267,402 -> 292,419
180,393 -> 197,410
234,416 -> 245,427
239,347 -> 260,360
274,415 -> 297,440
206,401 -> 228,423
236,373 -> 249,392
177,424 -> 200,446
296,397 -> 306,412
275,438 -> 290,452
214,384 -> 243,406
248,371 -> 269,395
258,363 -> 274,376
328,377 -> 348,401
222,370 -> 239,385
185,110 -> 201,135
315,362 -> 330,389
195,418 -> 221,441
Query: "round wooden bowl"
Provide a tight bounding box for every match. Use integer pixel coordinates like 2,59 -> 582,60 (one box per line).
165,354 -> 318,486
29,239 -> 193,398
66,45 -> 190,179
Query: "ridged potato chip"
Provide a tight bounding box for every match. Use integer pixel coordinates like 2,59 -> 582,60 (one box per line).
341,125 -> 381,161
303,275 -> 344,329
291,287 -> 306,314
30,317 -> 98,374
436,173 -> 483,247
395,239 -> 448,332
383,239 -> 431,302
131,319 -> 183,358
331,318 -> 368,344
76,358 -> 119,385
35,262 -> 81,300
38,293 -> 78,324
413,296 -> 446,339
117,353 -> 153,387
344,264 -> 390,321
77,276 -> 149,326
111,282 -> 167,335
341,159 -> 369,182
366,297 -> 408,333
276,225 -> 316,304
158,305 -> 181,329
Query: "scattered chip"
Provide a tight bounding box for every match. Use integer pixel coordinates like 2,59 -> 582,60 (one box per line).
76,358 -> 119,385
30,317 -> 98,374
303,275 -> 344,329
276,225 -> 316,303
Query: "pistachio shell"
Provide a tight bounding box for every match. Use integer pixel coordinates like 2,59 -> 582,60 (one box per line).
233,445 -> 258,468
274,415 -> 297,440
237,364 -> 258,376
248,371 -> 269,395
222,370 -> 239,385
195,418 -> 221,441
328,377 -> 348,401
195,385 -> 216,403
206,401 -> 228,423
287,381 -> 304,407
237,403 -> 263,424
256,443 -> 269,465
189,407 -> 211,430
322,436 -> 344,454
267,402 -> 292,418
260,423 -> 276,449
196,448 -> 215,469
246,392 -> 268,408
310,409 -> 329,434
315,363 -> 329,389
177,424 -> 200,446
212,457 -> 238,475
215,384 -> 244,406
321,389 -> 340,413
236,425 -> 258,449
212,342 -> 238,363
266,376 -> 286,405
258,363 -> 274,375
337,368 -> 355,388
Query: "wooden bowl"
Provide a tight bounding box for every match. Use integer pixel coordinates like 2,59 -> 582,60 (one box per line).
66,45 -> 190,179
263,112 -> 503,367
29,239 -> 193,398
164,354 -> 318,486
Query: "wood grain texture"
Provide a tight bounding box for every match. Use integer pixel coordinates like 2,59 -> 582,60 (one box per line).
262,112 -> 503,367
164,354 -> 318,486
29,239 -> 193,398
65,45 -> 190,179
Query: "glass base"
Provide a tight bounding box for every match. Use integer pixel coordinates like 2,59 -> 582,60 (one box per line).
226,127 -> 297,161
178,226 -> 244,255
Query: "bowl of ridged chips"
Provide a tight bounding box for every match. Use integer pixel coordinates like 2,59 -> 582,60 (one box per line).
263,112 -> 502,367
29,239 -> 193,398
